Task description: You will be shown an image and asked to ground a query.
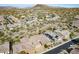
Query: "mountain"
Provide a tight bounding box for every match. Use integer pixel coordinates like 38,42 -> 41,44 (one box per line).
33,4 -> 49,8
0,6 -> 17,9
32,4 -> 56,10
32,4 -> 64,9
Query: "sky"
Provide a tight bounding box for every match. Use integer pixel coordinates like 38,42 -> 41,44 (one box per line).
0,4 -> 79,8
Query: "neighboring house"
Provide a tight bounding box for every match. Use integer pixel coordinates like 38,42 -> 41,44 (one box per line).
44,31 -> 64,43
61,30 -> 70,40
55,30 -> 70,40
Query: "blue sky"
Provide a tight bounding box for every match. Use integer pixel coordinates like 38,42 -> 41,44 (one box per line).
49,4 -> 79,8
0,4 -> 79,8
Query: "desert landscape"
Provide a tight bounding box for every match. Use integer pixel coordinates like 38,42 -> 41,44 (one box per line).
0,4 -> 79,54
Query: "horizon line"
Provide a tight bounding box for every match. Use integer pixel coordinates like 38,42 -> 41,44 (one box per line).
0,4 -> 79,8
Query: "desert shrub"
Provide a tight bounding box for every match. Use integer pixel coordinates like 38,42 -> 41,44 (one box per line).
63,39 -> 68,41
69,32 -> 76,39
44,44 -> 49,48
18,50 -> 29,54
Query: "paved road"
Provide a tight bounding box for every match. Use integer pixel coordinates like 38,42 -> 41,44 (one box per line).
42,38 -> 79,54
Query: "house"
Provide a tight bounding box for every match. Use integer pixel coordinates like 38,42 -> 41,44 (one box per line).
44,31 -> 64,43
55,30 -> 70,40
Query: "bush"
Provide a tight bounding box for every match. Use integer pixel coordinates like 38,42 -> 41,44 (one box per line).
70,32 -> 76,39
44,44 -> 48,48
18,50 -> 29,54
63,39 -> 68,41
